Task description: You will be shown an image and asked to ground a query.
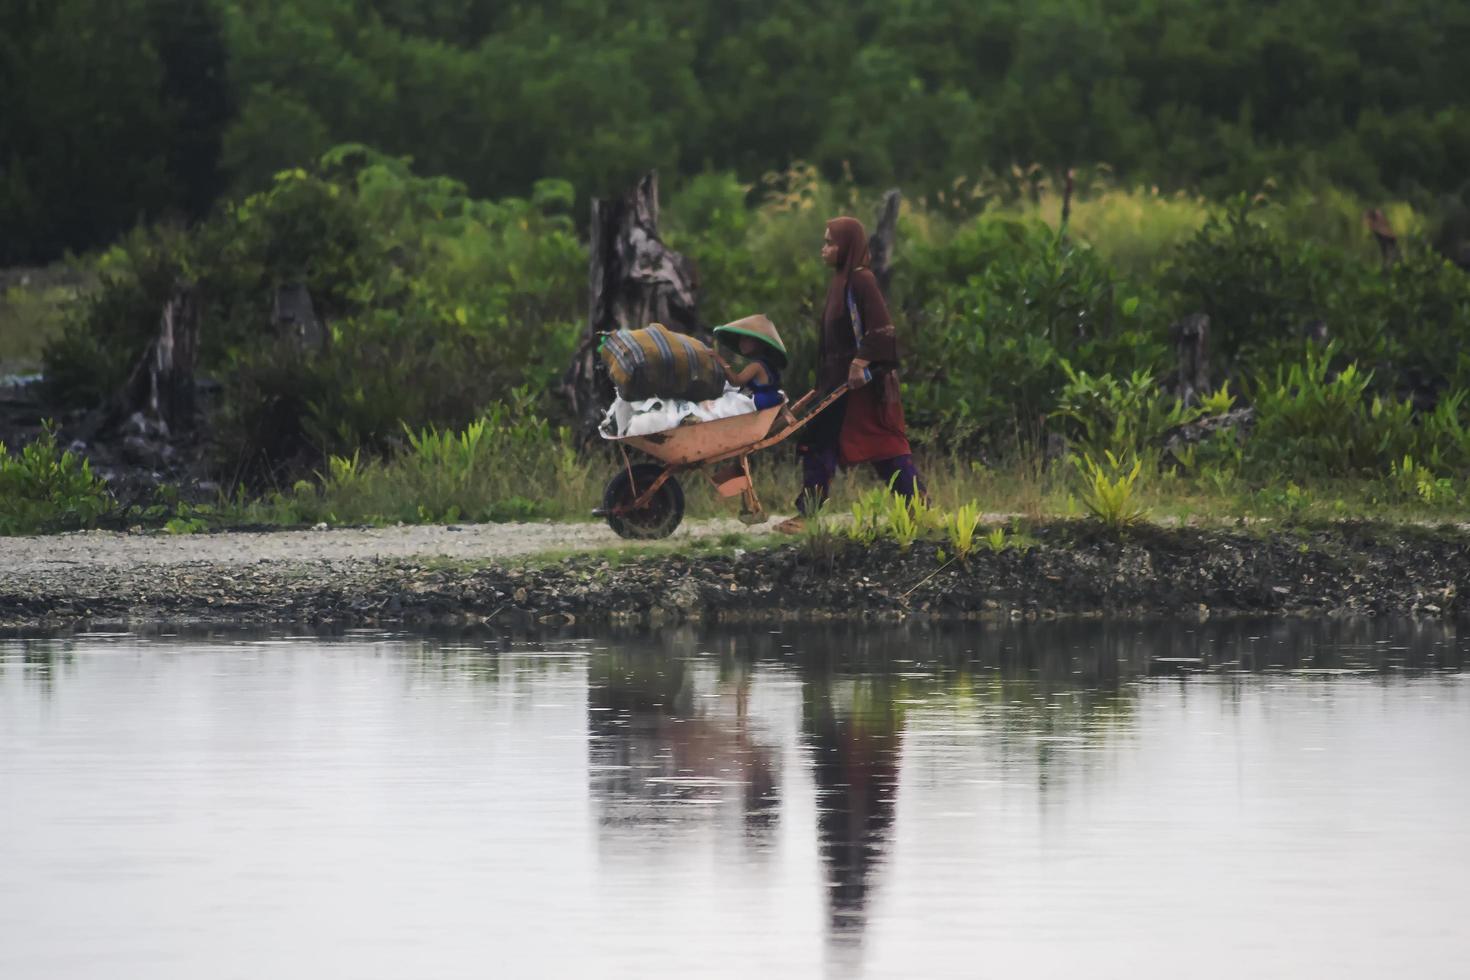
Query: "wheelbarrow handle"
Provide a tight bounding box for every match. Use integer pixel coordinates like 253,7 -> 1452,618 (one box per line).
787,383 -> 849,418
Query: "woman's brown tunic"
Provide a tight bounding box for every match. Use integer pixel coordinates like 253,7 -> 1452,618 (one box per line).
816,217 -> 911,466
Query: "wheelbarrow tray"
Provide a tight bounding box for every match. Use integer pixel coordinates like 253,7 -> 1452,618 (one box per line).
596,386 -> 847,539
611,402 -> 785,466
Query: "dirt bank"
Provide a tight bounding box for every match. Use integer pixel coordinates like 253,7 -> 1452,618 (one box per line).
3,520 -> 1467,631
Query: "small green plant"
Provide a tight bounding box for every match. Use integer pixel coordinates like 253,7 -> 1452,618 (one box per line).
1255,480 -> 1313,518
884,492 -> 921,551
944,501 -> 983,558
0,425 -> 114,534
911,492 -> 945,537
1072,451 -> 1148,529
848,489 -> 886,545
982,526 -> 1010,553
1385,456 -> 1456,506
798,493 -> 842,566
322,450 -> 362,491
164,515 -> 209,534
1198,382 -> 1237,417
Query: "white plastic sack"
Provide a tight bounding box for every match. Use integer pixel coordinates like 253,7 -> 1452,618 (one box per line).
599,385 -> 762,439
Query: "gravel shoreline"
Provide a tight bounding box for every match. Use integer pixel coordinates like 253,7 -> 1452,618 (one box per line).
0,516 -> 775,571
3,520 -> 1467,631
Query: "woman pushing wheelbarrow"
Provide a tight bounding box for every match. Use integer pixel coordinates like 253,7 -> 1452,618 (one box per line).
778,215 -> 925,534
593,214 -> 922,540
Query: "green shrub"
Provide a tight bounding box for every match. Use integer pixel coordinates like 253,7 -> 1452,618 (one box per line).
1164,199 -> 1345,374
1245,344 -> 1417,477
1164,197 -> 1470,387
1052,362 -> 1194,459
43,227 -> 191,406
1417,390 -> 1470,473
901,220 -> 1166,450
48,149 -> 583,486
0,426 -> 114,534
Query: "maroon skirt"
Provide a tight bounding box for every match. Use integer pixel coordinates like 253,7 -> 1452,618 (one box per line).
839,377 -> 911,466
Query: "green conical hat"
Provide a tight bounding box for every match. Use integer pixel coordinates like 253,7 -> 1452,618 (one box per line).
713,314 -> 787,369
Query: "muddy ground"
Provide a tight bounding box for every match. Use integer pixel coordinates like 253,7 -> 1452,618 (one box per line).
3,519 -> 1466,632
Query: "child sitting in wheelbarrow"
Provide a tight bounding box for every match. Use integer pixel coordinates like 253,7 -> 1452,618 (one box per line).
713,314 -> 787,410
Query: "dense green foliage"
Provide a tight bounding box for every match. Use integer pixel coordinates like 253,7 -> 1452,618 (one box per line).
46,147 -> 583,483
38,147 -> 1470,526
6,0 -> 1470,262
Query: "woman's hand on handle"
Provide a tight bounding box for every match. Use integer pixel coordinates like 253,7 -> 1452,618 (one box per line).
847,358 -> 871,389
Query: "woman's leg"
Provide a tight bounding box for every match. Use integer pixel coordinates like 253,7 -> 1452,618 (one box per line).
871,454 -> 925,501
796,444 -> 840,513
793,393 -> 848,515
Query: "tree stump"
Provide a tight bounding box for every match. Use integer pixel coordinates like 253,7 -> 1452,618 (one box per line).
273,282 -> 327,351
1169,313 -> 1210,406
120,283 -> 201,434
563,171 -> 699,445
868,189 -> 902,296
1159,407 -> 1255,469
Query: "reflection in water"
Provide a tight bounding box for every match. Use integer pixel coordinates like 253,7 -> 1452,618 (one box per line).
589,650 -> 780,838
1,618 -> 1467,979
574,616 -> 1467,969
804,671 -> 901,948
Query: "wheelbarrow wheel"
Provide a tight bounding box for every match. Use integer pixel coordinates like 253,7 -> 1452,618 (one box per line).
603,463 -> 685,539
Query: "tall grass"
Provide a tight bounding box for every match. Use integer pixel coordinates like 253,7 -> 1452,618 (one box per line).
241,390 -> 595,525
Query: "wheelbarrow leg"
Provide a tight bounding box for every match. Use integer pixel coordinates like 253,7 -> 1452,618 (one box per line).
736,456 -> 767,525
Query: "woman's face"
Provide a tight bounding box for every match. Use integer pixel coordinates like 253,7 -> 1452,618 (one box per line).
821,227 -> 839,267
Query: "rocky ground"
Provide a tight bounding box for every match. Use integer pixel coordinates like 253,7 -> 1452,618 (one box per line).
3,519 -> 1466,632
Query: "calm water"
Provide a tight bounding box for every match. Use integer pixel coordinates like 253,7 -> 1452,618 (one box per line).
2,621 -> 1467,979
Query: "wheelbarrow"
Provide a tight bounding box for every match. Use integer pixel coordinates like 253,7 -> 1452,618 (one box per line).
594,385 -> 849,539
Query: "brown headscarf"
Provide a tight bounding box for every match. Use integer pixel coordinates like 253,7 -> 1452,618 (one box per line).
823,216 -> 870,330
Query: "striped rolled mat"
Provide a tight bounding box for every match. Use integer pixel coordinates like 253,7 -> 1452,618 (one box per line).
598,323 -> 726,402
